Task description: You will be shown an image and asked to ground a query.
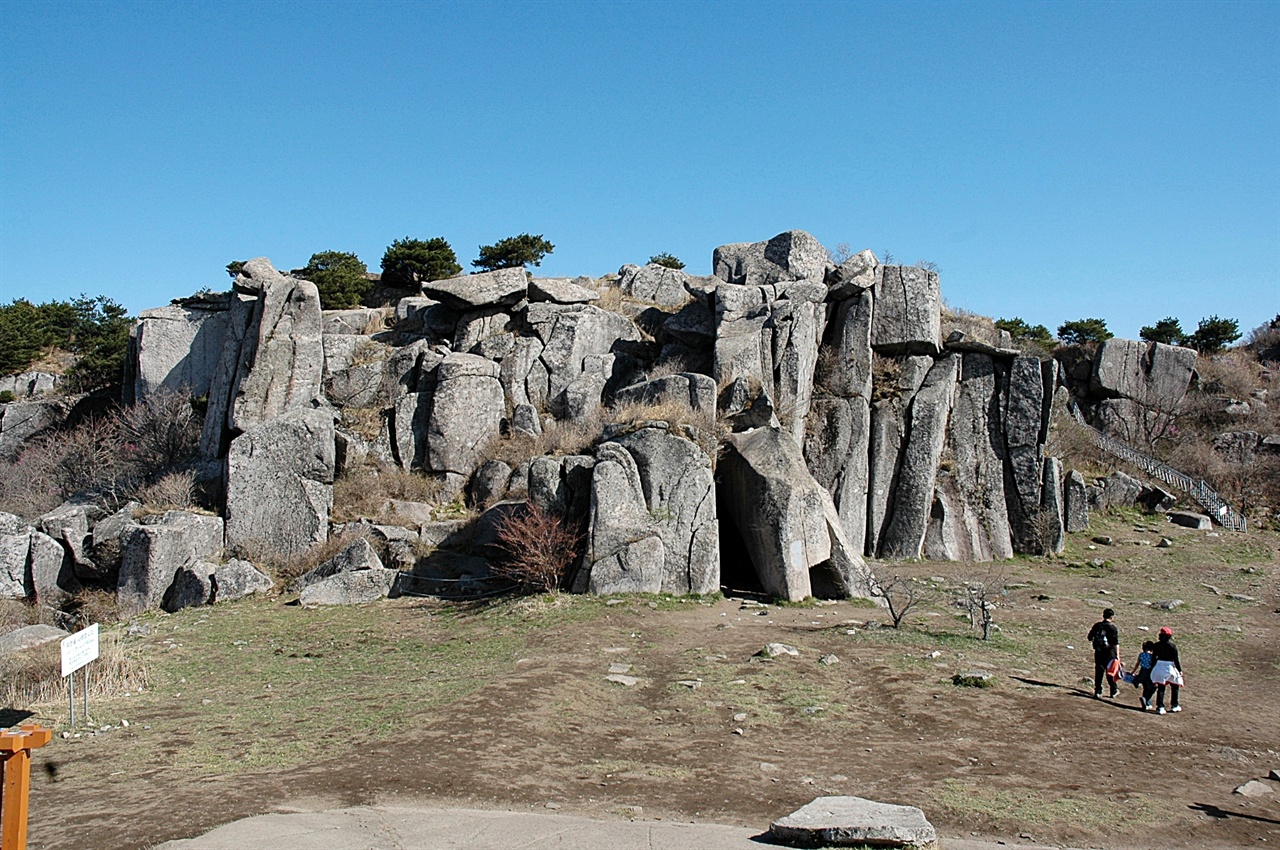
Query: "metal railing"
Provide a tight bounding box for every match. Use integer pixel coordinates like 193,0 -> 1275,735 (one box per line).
1068,402 -> 1247,532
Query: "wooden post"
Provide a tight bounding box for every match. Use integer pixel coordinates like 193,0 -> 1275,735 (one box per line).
1,724 -> 52,850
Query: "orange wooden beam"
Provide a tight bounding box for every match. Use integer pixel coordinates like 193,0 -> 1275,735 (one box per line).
1,725 -> 52,850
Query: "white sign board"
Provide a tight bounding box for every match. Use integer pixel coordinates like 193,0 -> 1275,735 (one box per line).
61,623 -> 99,678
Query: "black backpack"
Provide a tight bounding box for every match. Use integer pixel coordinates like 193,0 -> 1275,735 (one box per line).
1091,627 -> 1110,651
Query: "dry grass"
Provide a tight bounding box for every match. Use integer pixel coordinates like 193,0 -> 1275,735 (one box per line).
340,406 -> 389,441
483,416 -> 605,469
331,464 -> 450,524
1,630 -> 149,708
248,530 -> 372,589
133,469 -> 197,513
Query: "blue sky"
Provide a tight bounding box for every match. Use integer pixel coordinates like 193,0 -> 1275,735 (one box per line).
1,0 -> 1277,340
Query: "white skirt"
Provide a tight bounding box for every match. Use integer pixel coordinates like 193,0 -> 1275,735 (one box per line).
1151,659 -> 1184,686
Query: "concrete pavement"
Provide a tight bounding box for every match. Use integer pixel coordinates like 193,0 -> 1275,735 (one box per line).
155,804 -> 1095,850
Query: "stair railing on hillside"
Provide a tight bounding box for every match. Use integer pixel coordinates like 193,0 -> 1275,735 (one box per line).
1067,402 -> 1247,532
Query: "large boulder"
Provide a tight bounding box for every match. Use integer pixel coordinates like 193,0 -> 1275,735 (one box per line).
583,443 -> 665,594
879,355 -> 958,559
161,561 -> 215,613
870,265 -> 942,355
713,281 -> 826,443
117,511 -> 225,616
617,264 -> 712,307
613,373 -> 718,417
128,297 -> 233,403
712,230 -> 831,287
225,408 -> 335,558
1,533 -> 30,598
289,537 -> 385,593
1092,338 -> 1197,407
426,353 -> 505,478
528,276 -> 599,305
0,397 -> 72,461
1064,468 -> 1090,532
27,530 -> 79,605
421,267 -> 528,310
298,568 -> 397,605
0,371 -> 60,400
721,427 -> 872,602
612,426 -> 719,595
1040,457 -> 1066,555
213,559 -> 274,602
526,304 -> 641,407
866,356 -> 933,555
199,259 -> 325,457
1003,356 -> 1053,553
934,353 -> 1013,562
825,250 -> 880,300
0,624 -> 69,658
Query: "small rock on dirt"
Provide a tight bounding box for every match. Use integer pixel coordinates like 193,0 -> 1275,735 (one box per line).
1234,780 -> 1274,797
1227,593 -> 1256,602
1092,536 -> 1114,546
769,795 -> 938,849
1151,599 -> 1184,610
1156,537 -> 1172,548
758,642 -> 800,658
606,674 -> 639,687
819,654 -> 839,665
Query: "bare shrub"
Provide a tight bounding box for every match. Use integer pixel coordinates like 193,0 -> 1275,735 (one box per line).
0,445 -> 64,517
960,568 -> 1008,640
643,354 -> 693,383
244,530 -> 372,589
605,395 -> 726,462
491,501 -> 583,593
1197,350 -> 1263,400
868,574 -> 929,628
115,389 -> 200,472
594,283 -> 630,316
870,354 -> 903,402
45,416 -> 124,501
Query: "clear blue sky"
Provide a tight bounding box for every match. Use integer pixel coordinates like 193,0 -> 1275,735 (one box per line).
2,0 -> 1277,340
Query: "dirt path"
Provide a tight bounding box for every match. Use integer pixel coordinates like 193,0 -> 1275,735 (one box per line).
16,521 -> 1280,849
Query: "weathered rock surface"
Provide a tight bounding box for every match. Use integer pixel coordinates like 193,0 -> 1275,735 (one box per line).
1,533 -> 30,598
1064,468 -> 1090,532
527,304 -> 640,407
721,427 -> 870,601
583,443 -> 665,594
1168,510 -> 1212,529
618,263 -> 710,306
825,249 -> 880,300
0,371 -> 60,400
129,298 -> 232,402
0,624 -> 69,657
879,355 -> 957,559
161,561 -> 215,613
28,529 -> 79,605
118,511 -> 225,616
713,230 -> 830,287
225,408 -> 335,557
212,559 -> 274,602
1003,356 -> 1052,553
769,795 -> 938,849
200,260 -> 325,457
613,373 -> 717,416
1092,338 -> 1197,406
871,265 -> 941,355
612,426 -> 719,595
290,537 -> 385,593
422,267 -> 528,310
298,567 -> 397,605
426,353 -> 504,477
528,276 -> 599,304
1041,457 -> 1066,555
0,398 -> 73,461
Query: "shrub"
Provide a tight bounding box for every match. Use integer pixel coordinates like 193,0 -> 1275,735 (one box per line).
1139,316 -> 1187,346
381,237 -> 462,289
331,463 -> 451,523
1057,318 -> 1112,346
226,260 -> 247,278
116,389 -> 201,472
996,317 -> 1055,346
472,233 -> 554,272
0,390 -> 14,404
297,251 -> 370,309
649,252 -> 685,269
1187,315 -> 1241,354
491,501 -> 582,593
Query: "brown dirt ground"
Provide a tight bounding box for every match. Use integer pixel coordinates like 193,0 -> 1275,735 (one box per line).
11,517 -> 1280,850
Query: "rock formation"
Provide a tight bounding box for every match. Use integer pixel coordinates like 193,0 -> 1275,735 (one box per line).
6,228 -> 1194,612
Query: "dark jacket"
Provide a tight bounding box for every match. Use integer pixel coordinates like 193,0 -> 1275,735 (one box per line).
1153,638 -> 1181,670
1087,619 -> 1119,660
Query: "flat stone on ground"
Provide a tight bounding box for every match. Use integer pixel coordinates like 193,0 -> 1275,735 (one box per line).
769,795 -> 938,849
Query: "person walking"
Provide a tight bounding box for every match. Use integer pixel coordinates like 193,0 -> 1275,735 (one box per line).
1087,608 -> 1120,698
1130,640 -> 1156,710
1150,626 -> 1185,715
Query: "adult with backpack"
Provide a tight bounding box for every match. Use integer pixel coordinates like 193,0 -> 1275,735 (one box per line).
1087,608 -> 1120,698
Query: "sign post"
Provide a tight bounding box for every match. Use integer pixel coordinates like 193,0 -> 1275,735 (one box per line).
59,625 -> 99,727
1,723 -> 53,850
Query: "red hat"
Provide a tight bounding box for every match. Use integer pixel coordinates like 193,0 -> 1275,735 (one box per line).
1158,627 -> 1173,637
